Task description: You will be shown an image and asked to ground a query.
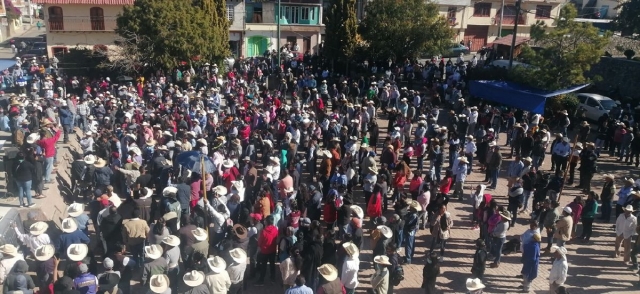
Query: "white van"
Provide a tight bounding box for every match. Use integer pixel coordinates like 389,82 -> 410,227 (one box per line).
576,93 -> 616,121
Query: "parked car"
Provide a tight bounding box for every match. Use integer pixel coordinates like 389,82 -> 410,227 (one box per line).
489,60 -> 535,69
443,44 -> 470,57
20,48 -> 47,60
31,42 -> 47,50
576,93 -> 616,121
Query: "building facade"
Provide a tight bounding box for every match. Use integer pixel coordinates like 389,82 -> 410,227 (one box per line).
436,0 -> 565,52
35,0 -> 134,57
241,0 -> 324,57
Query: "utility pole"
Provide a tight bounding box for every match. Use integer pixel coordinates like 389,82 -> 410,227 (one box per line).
498,0 -> 505,37
276,0 -> 281,71
508,0 -> 522,69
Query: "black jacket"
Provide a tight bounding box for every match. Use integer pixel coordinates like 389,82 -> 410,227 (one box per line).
14,160 -> 35,182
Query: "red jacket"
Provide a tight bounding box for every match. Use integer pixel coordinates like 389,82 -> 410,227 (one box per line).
258,225 -> 278,254
37,130 -> 61,158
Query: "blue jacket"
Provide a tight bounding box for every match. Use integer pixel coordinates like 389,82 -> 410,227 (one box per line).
59,108 -> 73,126
56,230 -> 90,258
521,240 -> 540,280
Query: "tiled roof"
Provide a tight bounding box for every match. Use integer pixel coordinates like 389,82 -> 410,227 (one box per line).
34,0 -> 134,5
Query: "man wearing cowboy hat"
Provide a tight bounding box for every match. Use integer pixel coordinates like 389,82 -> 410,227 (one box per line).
549,245 -> 568,293
227,248 -> 247,294
615,204 -> 637,262
616,178 -> 635,220
0,244 -> 24,285
56,217 -> 90,260
12,220 -> 51,257
204,256 -> 231,293
141,244 -> 167,287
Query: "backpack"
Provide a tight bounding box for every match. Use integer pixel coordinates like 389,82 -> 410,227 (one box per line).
391,265 -> 405,286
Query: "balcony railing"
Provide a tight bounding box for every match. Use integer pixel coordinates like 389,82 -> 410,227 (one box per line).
47,16 -> 118,32
495,15 -> 526,25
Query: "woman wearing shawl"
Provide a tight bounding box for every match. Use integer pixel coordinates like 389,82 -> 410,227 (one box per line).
521,233 -> 541,292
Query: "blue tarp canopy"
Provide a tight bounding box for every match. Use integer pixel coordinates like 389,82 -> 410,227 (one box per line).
469,80 -> 589,114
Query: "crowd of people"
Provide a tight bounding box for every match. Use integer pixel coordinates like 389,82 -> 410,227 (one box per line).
0,53 -> 638,294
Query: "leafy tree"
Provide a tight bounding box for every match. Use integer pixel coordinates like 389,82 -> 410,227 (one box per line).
359,0 -> 452,60
116,0 -> 230,70
324,0 -> 359,70
510,4 -> 610,90
614,0 -> 640,35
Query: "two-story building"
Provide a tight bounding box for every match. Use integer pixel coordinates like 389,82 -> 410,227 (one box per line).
243,0 -> 324,57
227,0 -> 244,57
436,0 -> 565,52
35,0 -> 133,57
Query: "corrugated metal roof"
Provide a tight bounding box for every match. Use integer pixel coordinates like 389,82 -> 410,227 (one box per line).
490,34 -> 531,47
34,0 -> 134,5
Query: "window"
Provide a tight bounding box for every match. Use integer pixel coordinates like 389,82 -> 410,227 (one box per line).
90,7 -> 104,30
281,6 -> 300,24
586,98 -> 600,108
227,5 -> 234,21
447,7 -> 457,19
301,7 -> 310,20
535,5 -> 551,19
48,6 -> 64,30
473,3 -> 491,17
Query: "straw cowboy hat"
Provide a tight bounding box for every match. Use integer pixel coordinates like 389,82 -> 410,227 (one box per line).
197,138 -> 208,146
409,200 -> 422,212
145,244 -> 163,260
146,139 -> 157,146
232,224 -> 248,240
34,244 -> 55,261
61,217 -> 78,233
26,133 -> 40,144
499,211 -> 512,220
183,271 -> 205,288
270,156 -> 281,165
192,228 -> 208,241
67,203 -> 85,217
162,186 -> 178,197
377,225 -> 393,238
29,221 -> 49,236
350,205 -> 364,219
322,150 -> 333,158
603,174 -> 615,180
163,211 -> 178,221
625,178 -> 635,185
466,278 -> 486,291
229,248 -> 247,264
368,166 -> 378,175
83,155 -> 96,165
67,243 -> 89,261
373,255 -> 392,266
149,274 -> 170,294
129,147 -> 142,156
222,159 -> 235,169
458,157 -> 469,164
94,158 -> 107,168
317,264 -> 339,282
162,235 -> 181,247
213,185 -> 228,195
207,256 -> 227,273
0,244 -> 18,256
624,204 -> 635,212
342,242 -> 359,258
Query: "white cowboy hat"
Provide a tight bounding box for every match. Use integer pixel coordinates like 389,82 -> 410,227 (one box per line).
192,228 -> 208,241
162,186 -> 178,197
149,274 -> 170,294
29,221 -> 49,236
67,243 -> 88,261
466,278 -> 486,291
108,195 -> 122,208
83,155 -> 96,165
222,159 -> 234,169
94,158 -> 107,168
624,204 -> 635,212
322,150 -> 333,159
368,166 -> 378,175
129,147 -> 142,156
409,200 -> 423,212
163,211 -> 178,221
458,157 -> 469,164
342,242 -> 359,258
67,202 -> 85,217
162,235 -> 181,247
499,211 -> 512,220
350,205 -> 364,219
213,185 -> 228,195
377,225 -> 393,238
145,244 -> 163,260
317,264 -> 339,282
26,133 -> 40,144
34,244 -> 55,261
373,255 -> 392,266
61,217 -> 78,233
0,244 -> 18,256
232,180 -> 244,191
183,270 -> 205,287
197,138 -> 208,146
229,248 -> 247,264
207,256 -> 227,273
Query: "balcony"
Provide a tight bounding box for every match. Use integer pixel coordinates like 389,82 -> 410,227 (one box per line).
47,16 -> 117,32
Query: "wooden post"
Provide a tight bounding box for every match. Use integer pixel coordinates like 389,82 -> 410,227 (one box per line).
557,134 -> 579,202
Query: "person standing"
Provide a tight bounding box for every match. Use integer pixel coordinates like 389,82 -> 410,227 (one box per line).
549,246 -> 569,293
403,201 -> 420,264
470,239 -> 487,281
489,211 -> 510,268
615,178 -> 634,220
552,137 -> 571,176
371,256 -> 390,294
317,264 -> 345,294
36,121 -> 61,184
486,145 -> 502,189
600,174 -> 616,222
553,207 -> 573,247
421,252 -> 440,294
340,242 -> 359,294
521,233 -> 541,292
13,152 -> 36,207
543,201 -> 560,253
429,204 -> 452,260
204,256 -> 231,294
615,205 -> 638,262
285,276 -> 314,294
255,215 -> 278,286
579,191 -> 599,242
227,248 -> 247,294
122,208 -> 149,266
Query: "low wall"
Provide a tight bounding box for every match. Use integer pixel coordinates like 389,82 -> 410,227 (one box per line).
587,57 -> 640,99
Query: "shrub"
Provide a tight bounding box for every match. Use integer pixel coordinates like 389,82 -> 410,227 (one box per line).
545,94 -> 579,117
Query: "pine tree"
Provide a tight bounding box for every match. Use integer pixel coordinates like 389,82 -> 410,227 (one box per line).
324,0 -> 358,71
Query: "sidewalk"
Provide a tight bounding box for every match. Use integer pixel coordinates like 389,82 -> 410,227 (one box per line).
0,25 -> 46,59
